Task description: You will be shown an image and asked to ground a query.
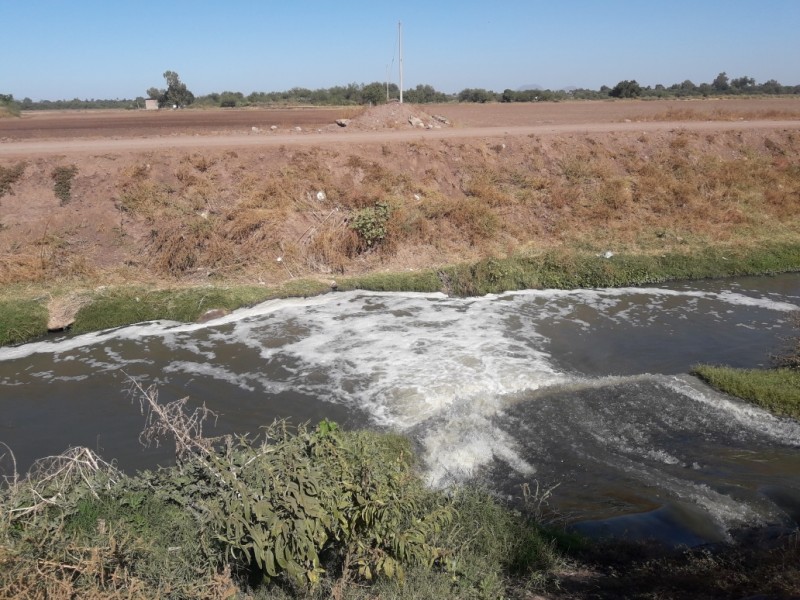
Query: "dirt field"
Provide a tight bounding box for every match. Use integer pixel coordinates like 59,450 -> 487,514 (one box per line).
2,97 -> 798,141
1,98 -> 799,311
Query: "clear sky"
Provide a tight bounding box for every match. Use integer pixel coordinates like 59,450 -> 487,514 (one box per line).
2,0 -> 799,101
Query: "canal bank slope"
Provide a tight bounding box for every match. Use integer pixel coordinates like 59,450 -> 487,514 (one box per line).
1,101 -> 799,344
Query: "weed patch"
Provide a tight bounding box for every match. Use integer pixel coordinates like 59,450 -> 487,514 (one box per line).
0,162 -> 25,200
350,201 -> 391,250
51,165 -> 78,206
0,387 -> 565,598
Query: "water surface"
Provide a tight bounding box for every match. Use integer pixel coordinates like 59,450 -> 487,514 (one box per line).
1,274 -> 798,544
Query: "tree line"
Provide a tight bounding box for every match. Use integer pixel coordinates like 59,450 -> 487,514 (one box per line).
5,71 -> 798,111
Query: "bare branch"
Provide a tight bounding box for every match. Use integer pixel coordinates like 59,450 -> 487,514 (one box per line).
125,374 -> 218,463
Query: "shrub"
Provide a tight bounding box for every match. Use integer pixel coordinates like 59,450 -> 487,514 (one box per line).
350,201 -> 391,250
51,165 -> 78,205
0,162 -> 25,200
0,383 -> 566,598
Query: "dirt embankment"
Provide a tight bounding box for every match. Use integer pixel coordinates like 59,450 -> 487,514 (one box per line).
0,99 -> 799,300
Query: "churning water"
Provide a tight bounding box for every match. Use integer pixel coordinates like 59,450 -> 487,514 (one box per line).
1,274 -> 799,545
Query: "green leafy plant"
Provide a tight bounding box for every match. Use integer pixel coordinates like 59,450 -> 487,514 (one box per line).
350,201 -> 391,250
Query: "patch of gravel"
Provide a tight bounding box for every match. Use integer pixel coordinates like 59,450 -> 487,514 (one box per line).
333,103 -> 451,132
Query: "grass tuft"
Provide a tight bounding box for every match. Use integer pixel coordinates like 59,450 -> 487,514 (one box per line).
692,365 -> 800,419
0,298 -> 48,345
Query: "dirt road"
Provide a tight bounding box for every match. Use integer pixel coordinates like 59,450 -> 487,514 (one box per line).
2,98 -> 798,157
1,120 -> 799,157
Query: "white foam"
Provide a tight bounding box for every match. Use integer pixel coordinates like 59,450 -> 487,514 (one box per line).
666,375 -> 800,444
164,361 -> 257,393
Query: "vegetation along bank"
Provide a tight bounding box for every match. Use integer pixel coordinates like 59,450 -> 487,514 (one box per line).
2,125 -> 799,345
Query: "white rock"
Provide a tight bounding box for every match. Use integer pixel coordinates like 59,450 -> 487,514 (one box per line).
316,191 -> 326,202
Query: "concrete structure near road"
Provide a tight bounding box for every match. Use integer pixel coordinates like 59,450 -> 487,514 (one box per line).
145,99 -> 159,111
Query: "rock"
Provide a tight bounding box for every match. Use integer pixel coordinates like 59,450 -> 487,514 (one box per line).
251,126 -> 261,133
316,191 -> 326,201
294,126 -> 302,132
270,125 -> 278,131
47,293 -> 91,332
197,308 -> 229,324
335,118 -> 350,127
408,116 -> 425,128
432,114 -> 450,125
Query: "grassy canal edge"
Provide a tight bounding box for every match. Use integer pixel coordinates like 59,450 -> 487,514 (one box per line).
3,240 -> 800,417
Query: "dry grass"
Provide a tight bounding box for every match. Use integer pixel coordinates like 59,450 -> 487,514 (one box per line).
0,162 -> 26,200
632,107 -> 800,122
1,127 -> 799,288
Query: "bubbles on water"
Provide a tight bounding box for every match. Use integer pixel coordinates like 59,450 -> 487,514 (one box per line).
1,278 -> 799,544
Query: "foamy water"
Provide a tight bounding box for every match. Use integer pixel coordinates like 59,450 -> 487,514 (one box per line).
1,276 -> 799,543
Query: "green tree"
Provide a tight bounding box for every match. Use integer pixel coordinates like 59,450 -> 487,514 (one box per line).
146,87 -> 164,103
163,70 -> 194,107
218,91 -> 244,107
0,93 -> 20,116
361,81 -> 386,105
148,71 -> 194,107
404,84 -> 447,103
760,79 -> 783,94
730,76 -> 755,92
712,72 -> 730,92
609,80 -> 642,98
458,88 -> 496,103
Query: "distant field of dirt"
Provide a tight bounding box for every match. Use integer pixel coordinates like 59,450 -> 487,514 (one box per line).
1,97 -> 798,141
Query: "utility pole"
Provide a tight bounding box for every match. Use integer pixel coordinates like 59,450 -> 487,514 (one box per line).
399,21 -> 403,104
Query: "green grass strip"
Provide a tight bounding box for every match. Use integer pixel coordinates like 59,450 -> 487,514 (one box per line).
337,243 -> 800,297
72,280 -> 329,333
692,365 -> 800,419
337,269 -> 442,293
3,242 -> 800,347
439,243 -> 800,297
0,299 -> 48,346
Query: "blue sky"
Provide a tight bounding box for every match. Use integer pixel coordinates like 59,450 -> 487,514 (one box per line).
2,1 -> 799,100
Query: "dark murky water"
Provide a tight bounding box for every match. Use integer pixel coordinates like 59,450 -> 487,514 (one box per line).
1,274 -> 799,545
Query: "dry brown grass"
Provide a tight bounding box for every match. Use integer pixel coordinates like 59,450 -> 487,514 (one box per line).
633,106 -> 800,122
114,128 -> 800,277
2,126 -> 799,287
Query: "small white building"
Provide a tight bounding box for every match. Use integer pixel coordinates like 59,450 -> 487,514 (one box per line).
145,99 -> 159,110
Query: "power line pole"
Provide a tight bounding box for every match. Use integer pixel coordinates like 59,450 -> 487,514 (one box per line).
399,21 -> 403,104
